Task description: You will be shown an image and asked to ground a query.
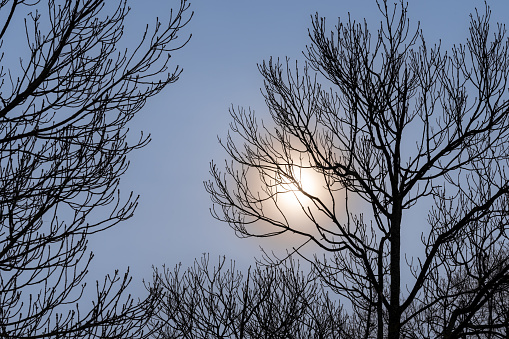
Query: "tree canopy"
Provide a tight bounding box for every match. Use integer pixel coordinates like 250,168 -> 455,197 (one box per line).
0,0 -> 191,337
204,1 -> 509,338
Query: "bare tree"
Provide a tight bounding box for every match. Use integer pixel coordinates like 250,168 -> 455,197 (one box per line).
0,0 -> 190,337
206,1 -> 509,338
149,255 -> 350,339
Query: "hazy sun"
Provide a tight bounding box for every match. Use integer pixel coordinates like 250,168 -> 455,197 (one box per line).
275,166 -> 320,208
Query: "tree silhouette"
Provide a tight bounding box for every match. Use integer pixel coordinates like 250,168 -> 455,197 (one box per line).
205,1 -> 509,338
149,255 -> 350,339
0,0 -> 190,337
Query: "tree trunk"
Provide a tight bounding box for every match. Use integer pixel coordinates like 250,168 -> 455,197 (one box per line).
388,202 -> 402,339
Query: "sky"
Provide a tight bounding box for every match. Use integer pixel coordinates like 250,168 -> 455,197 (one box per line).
85,0 -> 509,298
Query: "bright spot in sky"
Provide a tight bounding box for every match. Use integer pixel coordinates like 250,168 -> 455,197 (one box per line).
275,166 -> 321,209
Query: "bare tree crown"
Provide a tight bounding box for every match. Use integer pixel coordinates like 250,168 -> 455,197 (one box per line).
0,0 -> 191,337
206,1 -> 509,338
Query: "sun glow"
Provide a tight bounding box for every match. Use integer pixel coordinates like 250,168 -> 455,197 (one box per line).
275,166 -> 321,209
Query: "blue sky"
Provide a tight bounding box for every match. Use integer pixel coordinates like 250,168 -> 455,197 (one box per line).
87,0 -> 509,296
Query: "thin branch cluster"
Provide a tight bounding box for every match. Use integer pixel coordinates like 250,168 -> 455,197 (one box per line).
204,1 -> 509,338
0,0 -> 191,337
149,255 -> 353,339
